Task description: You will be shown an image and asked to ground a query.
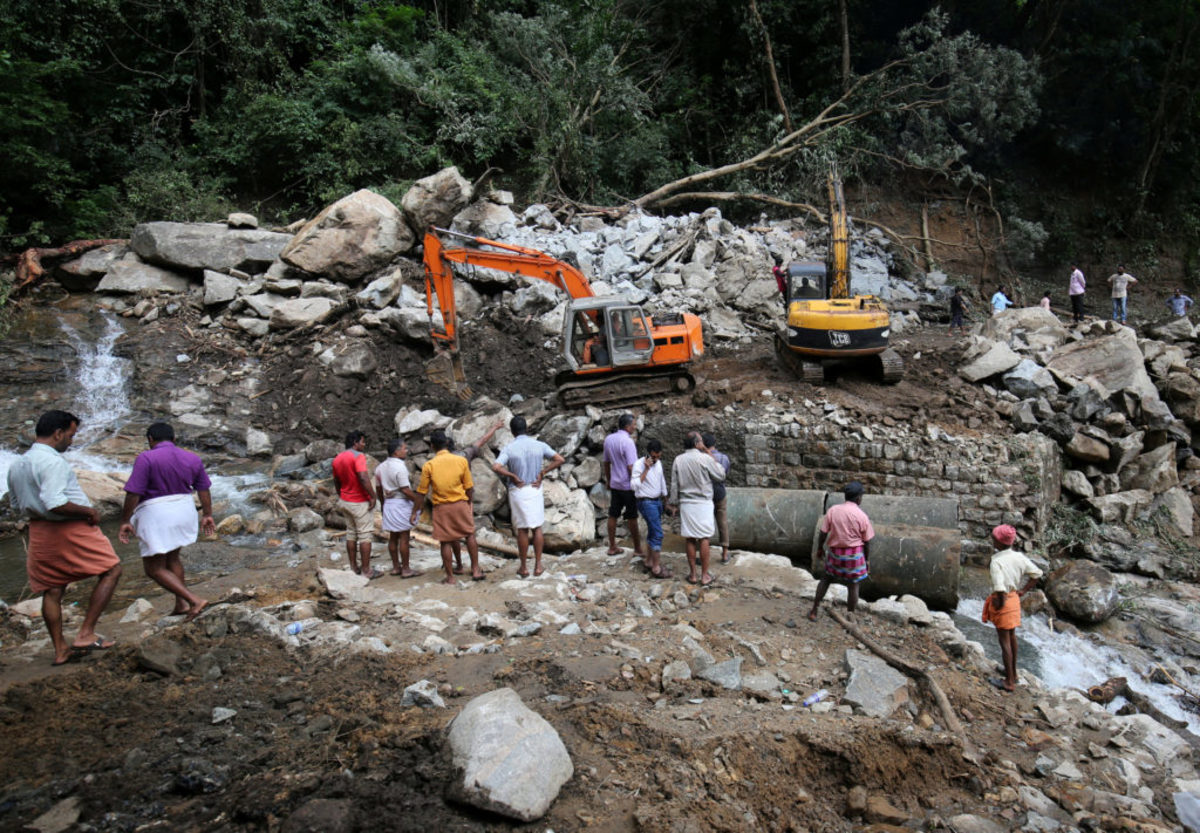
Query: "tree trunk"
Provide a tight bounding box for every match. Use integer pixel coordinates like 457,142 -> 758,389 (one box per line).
838,0 -> 851,92
748,0 -> 793,132
12,239 -> 126,295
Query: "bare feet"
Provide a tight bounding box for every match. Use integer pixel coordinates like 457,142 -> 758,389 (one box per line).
606,547 -> 622,556
185,599 -> 209,622
807,610 -> 819,622
517,569 -> 530,579
700,573 -> 715,586
533,566 -> 544,577
441,577 -> 457,585
395,569 -> 421,578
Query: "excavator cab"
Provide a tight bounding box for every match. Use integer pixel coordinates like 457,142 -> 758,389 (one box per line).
787,263 -> 827,302
563,299 -> 654,370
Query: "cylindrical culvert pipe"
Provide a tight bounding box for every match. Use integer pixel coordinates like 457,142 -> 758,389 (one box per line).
724,488 -> 960,611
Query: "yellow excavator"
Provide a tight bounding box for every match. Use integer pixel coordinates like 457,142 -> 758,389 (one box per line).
774,167 -> 903,383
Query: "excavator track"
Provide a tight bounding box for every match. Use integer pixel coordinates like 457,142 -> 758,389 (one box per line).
878,347 -> 904,383
556,369 -> 695,410
775,331 -> 826,384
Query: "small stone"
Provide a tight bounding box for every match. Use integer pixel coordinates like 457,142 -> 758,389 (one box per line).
211,707 -> 237,724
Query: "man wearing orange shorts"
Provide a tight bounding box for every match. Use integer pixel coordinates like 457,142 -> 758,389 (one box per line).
982,524 -> 1043,692
6,410 -> 123,666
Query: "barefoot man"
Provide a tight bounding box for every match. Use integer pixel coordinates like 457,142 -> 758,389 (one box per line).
331,430 -> 380,579
7,410 -> 123,666
982,524 -> 1042,692
809,481 -> 874,621
667,431 -> 726,586
118,422 -> 213,620
411,429 -> 482,584
493,416 -> 564,578
375,438 -> 420,578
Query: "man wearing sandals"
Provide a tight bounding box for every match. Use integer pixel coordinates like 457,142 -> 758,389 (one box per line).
6,410 -> 123,666
667,431 -> 726,586
982,524 -> 1042,692
809,481 -> 874,621
375,438 -> 420,578
632,439 -> 668,578
493,416 -> 564,579
412,429 -> 483,584
331,430 -> 380,579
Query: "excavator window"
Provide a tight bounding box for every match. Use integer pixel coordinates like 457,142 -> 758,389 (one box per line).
609,307 -> 654,361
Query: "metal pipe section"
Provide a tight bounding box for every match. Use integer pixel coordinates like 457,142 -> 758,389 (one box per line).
724,488 -> 960,610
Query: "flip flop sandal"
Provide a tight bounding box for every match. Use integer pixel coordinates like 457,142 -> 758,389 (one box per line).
517,570 -> 530,579
989,677 -> 1013,692
364,569 -> 385,580
51,653 -> 81,667
72,638 -> 116,652
471,574 -> 487,581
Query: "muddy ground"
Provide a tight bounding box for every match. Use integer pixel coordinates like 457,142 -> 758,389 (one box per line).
0,547 -> 1059,833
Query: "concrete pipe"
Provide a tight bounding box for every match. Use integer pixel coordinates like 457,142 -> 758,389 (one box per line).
722,488 -> 827,561
724,488 -> 961,611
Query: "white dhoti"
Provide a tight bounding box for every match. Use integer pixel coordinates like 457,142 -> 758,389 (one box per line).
131,493 -> 199,557
381,495 -> 415,533
508,484 -> 545,530
678,499 -> 715,540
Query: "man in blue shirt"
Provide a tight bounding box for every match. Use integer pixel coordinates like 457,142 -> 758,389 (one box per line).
493,416 -> 564,578
1166,289 -> 1194,317
991,286 -> 1014,315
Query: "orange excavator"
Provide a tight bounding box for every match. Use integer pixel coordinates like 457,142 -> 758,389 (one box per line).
422,227 -> 704,408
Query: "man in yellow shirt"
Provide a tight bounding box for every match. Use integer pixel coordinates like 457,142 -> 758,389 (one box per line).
411,429 -> 483,583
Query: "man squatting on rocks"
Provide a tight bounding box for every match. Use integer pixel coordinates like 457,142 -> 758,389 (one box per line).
331,430 -> 380,579
6,410 -> 123,666
668,431 -> 727,586
493,416 -> 564,578
981,524 -> 1043,693
602,413 -> 642,557
411,428 -> 483,584
702,432 -> 732,564
809,481 -> 874,621
118,421 -> 214,620
375,438 -> 420,578
631,438 -> 668,578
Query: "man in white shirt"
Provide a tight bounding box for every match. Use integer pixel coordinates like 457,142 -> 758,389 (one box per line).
376,438 -> 420,578
668,432 -> 727,586
493,416 -> 564,578
981,524 -> 1043,693
1107,265 -> 1138,324
631,439 -> 668,578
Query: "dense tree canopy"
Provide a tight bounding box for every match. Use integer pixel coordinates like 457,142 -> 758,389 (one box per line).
1,0 -> 1198,265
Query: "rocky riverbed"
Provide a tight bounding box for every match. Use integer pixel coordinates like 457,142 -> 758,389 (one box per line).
1,172 -> 1199,831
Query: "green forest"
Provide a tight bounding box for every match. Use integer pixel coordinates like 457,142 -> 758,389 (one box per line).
2,0 -> 1198,275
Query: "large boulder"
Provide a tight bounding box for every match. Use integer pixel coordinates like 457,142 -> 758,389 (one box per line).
55,243 -> 128,291
324,341 -> 378,379
1002,359 -> 1058,400
1152,487 -> 1194,538
451,200 -> 519,240
959,339 -> 1022,382
1119,442 -> 1178,493
131,222 -> 292,274
1045,560 -> 1120,623
354,269 -> 403,309
448,400 -> 513,451
470,458 -> 507,515
1088,489 -> 1153,524
280,190 -> 414,282
1163,372 -> 1200,425
1045,328 -> 1159,402
983,307 -> 1069,351
374,306 -> 438,342
446,687 -> 573,822
1064,432 -> 1109,464
542,486 -> 597,551
76,470 -> 130,520
96,261 -> 191,295
269,297 -> 336,330
402,167 -> 474,232
538,415 -> 592,459
203,270 -> 242,305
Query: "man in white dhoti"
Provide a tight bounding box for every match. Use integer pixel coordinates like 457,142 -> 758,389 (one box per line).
376,438 -> 421,577
118,422 -> 214,620
668,431 -> 726,586
493,416 -> 564,578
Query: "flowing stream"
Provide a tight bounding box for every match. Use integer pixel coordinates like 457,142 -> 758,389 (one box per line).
0,312 -> 265,601
956,597 -> 1199,736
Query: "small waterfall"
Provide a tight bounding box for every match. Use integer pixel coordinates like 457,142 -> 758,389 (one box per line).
957,598 -> 1198,736
60,314 -> 132,446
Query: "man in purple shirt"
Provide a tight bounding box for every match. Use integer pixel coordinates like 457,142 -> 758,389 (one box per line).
118,422 -> 215,620
602,413 -> 642,556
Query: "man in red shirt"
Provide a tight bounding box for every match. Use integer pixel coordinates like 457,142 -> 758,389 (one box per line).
331,430 -> 379,578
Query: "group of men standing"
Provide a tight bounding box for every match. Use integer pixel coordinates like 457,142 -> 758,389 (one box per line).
602,415 -> 732,586
7,411 -> 215,666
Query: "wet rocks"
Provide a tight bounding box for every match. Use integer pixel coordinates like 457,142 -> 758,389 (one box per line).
1045,560 -> 1120,623
446,687 -> 573,821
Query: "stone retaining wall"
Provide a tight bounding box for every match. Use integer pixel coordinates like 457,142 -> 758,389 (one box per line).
645,414 -> 1062,563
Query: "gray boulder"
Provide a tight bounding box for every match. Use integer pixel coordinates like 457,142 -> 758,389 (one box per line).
451,200 -> 518,240
542,487 -> 597,551
280,189 -> 414,282
1150,316 -> 1196,342
1152,487 -> 1194,538
1003,359 -> 1057,399
1045,328 -> 1159,401
1061,470 -> 1094,498
326,341 -> 378,380
1120,442 -> 1178,494
538,415 -> 591,459
446,687 -> 573,822
1064,432 -> 1109,464
269,297 -> 336,330
55,243 -> 128,291
131,222 -> 291,274
470,458 -> 507,515
696,657 -> 743,690
304,438 -> 342,464
374,306 -> 436,342
226,212 -> 258,229
402,166 -> 473,232
843,649 -> 909,717
1045,560 -> 1120,623
1088,489 -> 1153,524
401,679 -> 446,709
983,307 -> 1069,351
96,261 -> 191,294
289,507 -> 324,533
203,270 -> 242,305
959,340 -> 1022,382
354,269 -> 403,309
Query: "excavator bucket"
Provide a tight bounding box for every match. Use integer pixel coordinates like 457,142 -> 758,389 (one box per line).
425,351 -> 473,400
